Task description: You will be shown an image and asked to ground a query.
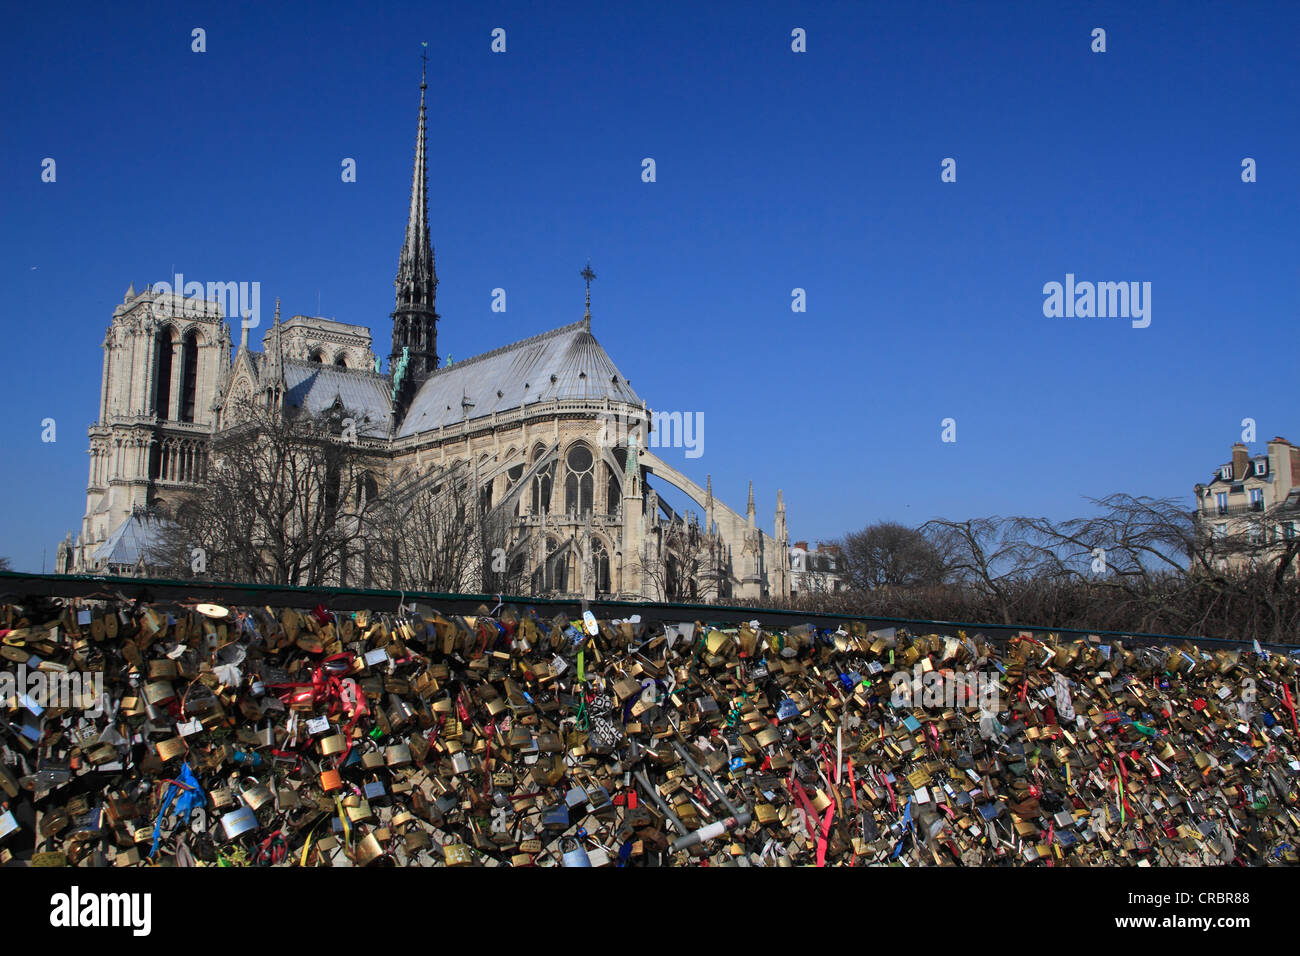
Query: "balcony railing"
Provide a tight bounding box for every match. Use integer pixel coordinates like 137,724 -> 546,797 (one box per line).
1198,502 -> 1265,520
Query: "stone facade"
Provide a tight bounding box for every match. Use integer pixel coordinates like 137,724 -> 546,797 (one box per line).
59,72 -> 792,602
1193,437 -> 1300,574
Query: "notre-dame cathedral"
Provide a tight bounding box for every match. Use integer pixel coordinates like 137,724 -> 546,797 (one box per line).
56,68 -> 791,603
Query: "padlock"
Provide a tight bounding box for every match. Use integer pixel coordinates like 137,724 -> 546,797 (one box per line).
155,737 -> 187,762
143,680 -> 176,706
346,796 -> 375,824
219,805 -> 257,841
354,831 -> 384,866
363,774 -> 388,801
320,768 -> 343,793
238,777 -> 274,812
318,734 -> 348,757
443,842 -> 473,866
385,744 -> 412,768
561,837 -> 591,867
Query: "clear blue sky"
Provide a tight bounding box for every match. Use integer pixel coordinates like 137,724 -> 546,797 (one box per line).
2,0 -> 1297,572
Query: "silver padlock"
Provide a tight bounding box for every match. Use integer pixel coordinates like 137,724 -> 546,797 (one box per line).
239,777 -> 274,812
450,751 -> 470,775
220,805 -> 257,841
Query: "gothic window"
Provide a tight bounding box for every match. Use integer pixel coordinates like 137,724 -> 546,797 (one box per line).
537,537 -> 567,592
357,471 -> 378,503
154,327 -> 175,419
309,349 -> 324,363
564,442 -> 594,515
532,461 -> 554,514
592,538 -> 611,596
334,352 -> 348,368
606,468 -> 620,515
179,329 -> 199,423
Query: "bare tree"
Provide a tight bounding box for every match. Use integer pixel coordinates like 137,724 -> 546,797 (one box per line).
151,398 -> 384,587
835,522 -> 948,591
920,517 -> 1030,624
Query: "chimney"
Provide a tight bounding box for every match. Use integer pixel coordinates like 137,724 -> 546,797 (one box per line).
794,541 -> 808,552
1232,442 -> 1249,479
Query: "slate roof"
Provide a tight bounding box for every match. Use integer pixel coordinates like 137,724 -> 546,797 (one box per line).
282,360 -> 394,437
92,512 -> 167,567
396,321 -> 642,438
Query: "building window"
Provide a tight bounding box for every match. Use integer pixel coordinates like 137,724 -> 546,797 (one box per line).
606,469 -> 621,515
592,539 -> 610,595
531,461 -> 553,514
1286,522 -> 1297,541
1249,488 -> 1263,510
154,329 -> 175,419
564,443 -> 594,515
533,537 -> 567,593
1215,492 -> 1228,515
179,329 -> 199,423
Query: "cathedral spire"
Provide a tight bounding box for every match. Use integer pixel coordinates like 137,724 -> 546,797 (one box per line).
581,260 -> 595,330
391,46 -> 439,412
746,480 -> 756,528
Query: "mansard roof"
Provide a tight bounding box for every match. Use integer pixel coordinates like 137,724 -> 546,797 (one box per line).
395,320 -> 643,438
282,359 -> 394,437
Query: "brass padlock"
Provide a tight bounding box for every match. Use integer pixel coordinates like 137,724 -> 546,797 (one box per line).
318,734 -> 347,757
443,842 -> 474,867
143,680 -> 176,706
156,737 -> 187,762
354,832 -> 384,866
385,744 -> 412,768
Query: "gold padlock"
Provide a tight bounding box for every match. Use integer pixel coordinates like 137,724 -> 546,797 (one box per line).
443,842 -> 474,867
318,734 -> 348,757
156,737 -> 187,762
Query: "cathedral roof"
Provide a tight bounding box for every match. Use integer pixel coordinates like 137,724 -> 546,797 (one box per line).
283,360 -> 394,437
92,511 -> 166,567
396,320 -> 642,438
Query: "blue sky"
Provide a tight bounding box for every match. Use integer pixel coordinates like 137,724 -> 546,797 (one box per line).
2,0 -> 1297,571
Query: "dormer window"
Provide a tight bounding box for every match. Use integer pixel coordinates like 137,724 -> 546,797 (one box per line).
1255,458 -> 1268,476
1220,465 -> 1232,480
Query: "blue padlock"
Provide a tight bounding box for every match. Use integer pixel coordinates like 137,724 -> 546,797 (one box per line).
562,838 -> 591,867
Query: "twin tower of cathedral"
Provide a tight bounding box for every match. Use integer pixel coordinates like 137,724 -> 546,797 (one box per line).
58,65 -> 792,603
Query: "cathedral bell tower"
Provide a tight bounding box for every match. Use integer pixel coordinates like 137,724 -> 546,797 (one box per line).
390,53 -> 440,415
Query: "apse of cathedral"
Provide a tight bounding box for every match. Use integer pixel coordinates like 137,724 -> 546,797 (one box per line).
56,67 -> 791,602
